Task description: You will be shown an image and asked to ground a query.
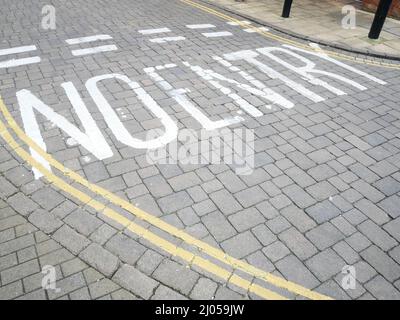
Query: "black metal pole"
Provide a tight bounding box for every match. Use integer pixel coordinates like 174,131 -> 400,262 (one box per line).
282,0 -> 293,18
368,0 -> 393,39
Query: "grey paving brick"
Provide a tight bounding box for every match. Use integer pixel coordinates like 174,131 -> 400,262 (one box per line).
214,286 -> 244,300
365,275 -> 400,300
0,281 -> 23,300
262,241 -> 291,262
251,224 -> 277,246
229,208 -> 264,233
0,259 -> 40,285
373,176 -> 400,196
83,161 -> 110,182
0,214 -> 26,232
202,211 -> 236,242
136,250 -> 163,276
306,222 -> 345,250
169,172 -> 201,191
64,209 -> 103,236
53,225 -> 90,255
384,218 -> 400,242
346,232 -> 372,252
153,260 -> 199,295
360,246 -> 400,282
354,199 -> 390,225
209,189 -> 242,215
306,200 -> 341,224
152,285 -> 187,300
158,191 -> 194,214
89,278 -> 120,299
358,220 -> 397,251
31,187 -> 64,211
353,260 -> 377,284
7,193 -> 38,216
378,195 -> 400,219
79,243 -> 119,277
217,171 -> 247,193
279,227 -> 318,260
112,264 -> 158,299
332,241 -> 360,265
28,209 -> 63,234
48,272 -> 86,300
221,231 -> 262,259
282,184 -> 316,209
105,233 -> 146,265
306,249 -> 346,282
234,186 -> 267,208
276,255 -> 320,289
190,277 -> 218,300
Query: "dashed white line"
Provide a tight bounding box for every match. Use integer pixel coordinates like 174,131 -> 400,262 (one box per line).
202,31 -> 232,38
0,45 -> 41,69
243,27 -> 269,33
65,34 -> 113,45
0,45 -> 37,56
138,28 -> 171,35
227,21 -> 251,26
149,36 -> 186,44
186,24 -> 216,29
71,45 -> 118,56
0,57 -> 41,69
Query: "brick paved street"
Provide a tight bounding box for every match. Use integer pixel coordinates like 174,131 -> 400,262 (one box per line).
1,0 -> 400,300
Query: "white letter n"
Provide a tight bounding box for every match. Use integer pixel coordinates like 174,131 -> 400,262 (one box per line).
17,82 -> 113,179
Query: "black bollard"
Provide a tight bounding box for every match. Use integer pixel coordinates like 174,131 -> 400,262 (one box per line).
368,0 -> 393,39
282,0 -> 294,18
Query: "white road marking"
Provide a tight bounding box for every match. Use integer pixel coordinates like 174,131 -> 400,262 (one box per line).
243,27 -> 269,33
0,45 -> 37,56
86,74 -> 178,149
202,31 -> 232,38
0,57 -> 41,69
144,64 -> 243,130
65,34 -> 113,45
0,45 -> 41,69
186,24 -> 216,29
138,28 -> 171,35
227,21 -> 251,26
71,45 -> 118,56
149,36 -> 185,43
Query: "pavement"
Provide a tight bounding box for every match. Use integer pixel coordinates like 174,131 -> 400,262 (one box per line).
207,0 -> 400,58
1,0 -> 400,300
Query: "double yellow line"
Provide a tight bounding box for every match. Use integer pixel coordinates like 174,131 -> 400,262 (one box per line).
180,0 -> 400,70
0,97 -> 332,300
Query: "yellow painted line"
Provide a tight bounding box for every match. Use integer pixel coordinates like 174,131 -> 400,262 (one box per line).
0,98 -> 332,300
179,0 -> 400,70
0,108 -> 286,300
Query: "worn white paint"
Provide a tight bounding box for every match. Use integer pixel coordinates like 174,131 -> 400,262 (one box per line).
0,45 -> 37,56
186,24 -> 216,29
224,49 -> 325,103
17,82 -> 113,179
183,58 -> 294,115
86,73 -> 178,149
213,56 -> 294,110
149,37 -> 185,44
144,65 -> 243,130
243,27 -> 269,33
0,57 -> 41,69
202,31 -> 232,38
65,34 -> 113,45
138,28 -> 171,35
227,21 -> 251,26
285,44 -> 387,85
258,47 -> 366,94
71,45 -> 118,56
